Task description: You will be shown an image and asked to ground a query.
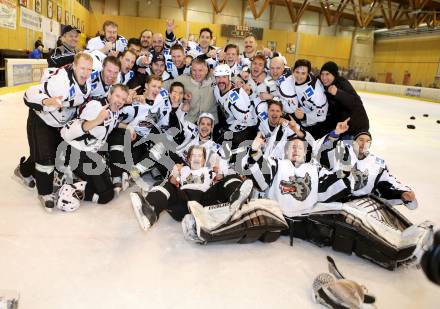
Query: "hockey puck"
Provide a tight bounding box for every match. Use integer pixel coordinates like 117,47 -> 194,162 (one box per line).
423,114 -> 429,117
410,116 -> 416,120
407,124 -> 416,129
437,120 -> 440,124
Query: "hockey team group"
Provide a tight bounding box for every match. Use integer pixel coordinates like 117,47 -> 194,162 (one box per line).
14,19 -> 435,291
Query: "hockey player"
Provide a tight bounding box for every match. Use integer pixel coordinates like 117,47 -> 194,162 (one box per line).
246,55 -> 279,121
136,20 -> 176,69
148,54 -> 172,86
256,100 -> 305,160
89,56 -> 121,100
126,38 -> 142,57
108,76 -> 170,187
320,130 -> 418,209
139,29 -> 153,53
222,44 -> 242,77
15,52 -> 93,211
186,28 -> 217,68
240,34 -> 258,67
129,145 -> 254,231
290,59 -> 328,138
246,121 -> 351,220
166,44 -> 190,79
56,84 -> 129,212
87,20 -> 128,55
213,64 -> 258,150
117,50 -> 136,85
176,113 -> 229,176
269,56 -> 290,83
48,25 -> 81,68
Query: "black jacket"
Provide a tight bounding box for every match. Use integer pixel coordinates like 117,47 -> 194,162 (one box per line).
323,76 -> 369,136
47,44 -> 76,68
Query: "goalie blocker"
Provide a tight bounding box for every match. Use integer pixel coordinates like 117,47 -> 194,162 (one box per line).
287,195 -> 434,270
182,199 -> 288,244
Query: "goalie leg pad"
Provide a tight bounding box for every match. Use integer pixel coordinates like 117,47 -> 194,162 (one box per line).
293,198 -> 433,270
187,199 -> 288,244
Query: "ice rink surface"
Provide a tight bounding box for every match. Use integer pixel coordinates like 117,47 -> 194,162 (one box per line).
0,90 -> 439,308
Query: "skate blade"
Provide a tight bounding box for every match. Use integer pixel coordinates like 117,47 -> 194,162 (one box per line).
11,173 -> 35,191
130,192 -> 151,231
38,197 -> 55,213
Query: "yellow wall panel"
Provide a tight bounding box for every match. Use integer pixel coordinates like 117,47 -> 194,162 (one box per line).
373,36 -> 440,87
296,33 -> 352,69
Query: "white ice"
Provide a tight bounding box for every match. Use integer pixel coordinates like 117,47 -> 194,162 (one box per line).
0,91 -> 439,309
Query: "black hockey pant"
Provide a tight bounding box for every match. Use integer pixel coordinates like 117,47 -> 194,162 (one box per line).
65,146 -> 114,204
108,128 -> 182,178
20,109 -> 62,195
144,174 -> 244,222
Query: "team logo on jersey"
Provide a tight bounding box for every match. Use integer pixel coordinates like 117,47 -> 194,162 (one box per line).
90,71 -> 99,80
259,111 -> 268,121
230,91 -> 239,102
160,89 -> 168,98
69,85 -> 75,97
183,173 -> 205,186
304,86 -> 314,98
277,75 -> 286,84
279,173 -> 312,201
352,164 -> 369,191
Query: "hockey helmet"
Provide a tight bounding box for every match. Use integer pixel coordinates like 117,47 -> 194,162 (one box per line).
198,112 -> 215,127
56,181 -> 86,212
214,64 -> 232,77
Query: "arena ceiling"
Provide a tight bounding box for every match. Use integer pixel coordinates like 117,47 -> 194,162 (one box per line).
176,0 -> 440,29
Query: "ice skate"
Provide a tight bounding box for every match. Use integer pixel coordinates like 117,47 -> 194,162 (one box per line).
229,179 -> 253,212
182,214 -> 205,244
130,192 -> 157,231
38,193 -> 56,213
113,172 -> 130,196
13,157 -> 35,190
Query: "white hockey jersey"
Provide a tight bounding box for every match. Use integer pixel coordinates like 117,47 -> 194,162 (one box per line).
277,75 -> 298,114
214,86 -> 257,132
89,70 -> 111,100
61,99 -> 120,153
186,41 -> 217,68
166,59 -> 191,79
294,75 -> 328,127
247,75 -> 278,107
178,166 -> 214,192
118,70 -> 135,85
320,140 -> 417,208
24,67 -> 91,128
121,89 -> 170,137
247,155 -> 350,218
177,135 -> 229,175
87,35 -> 128,53
87,49 -> 107,73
